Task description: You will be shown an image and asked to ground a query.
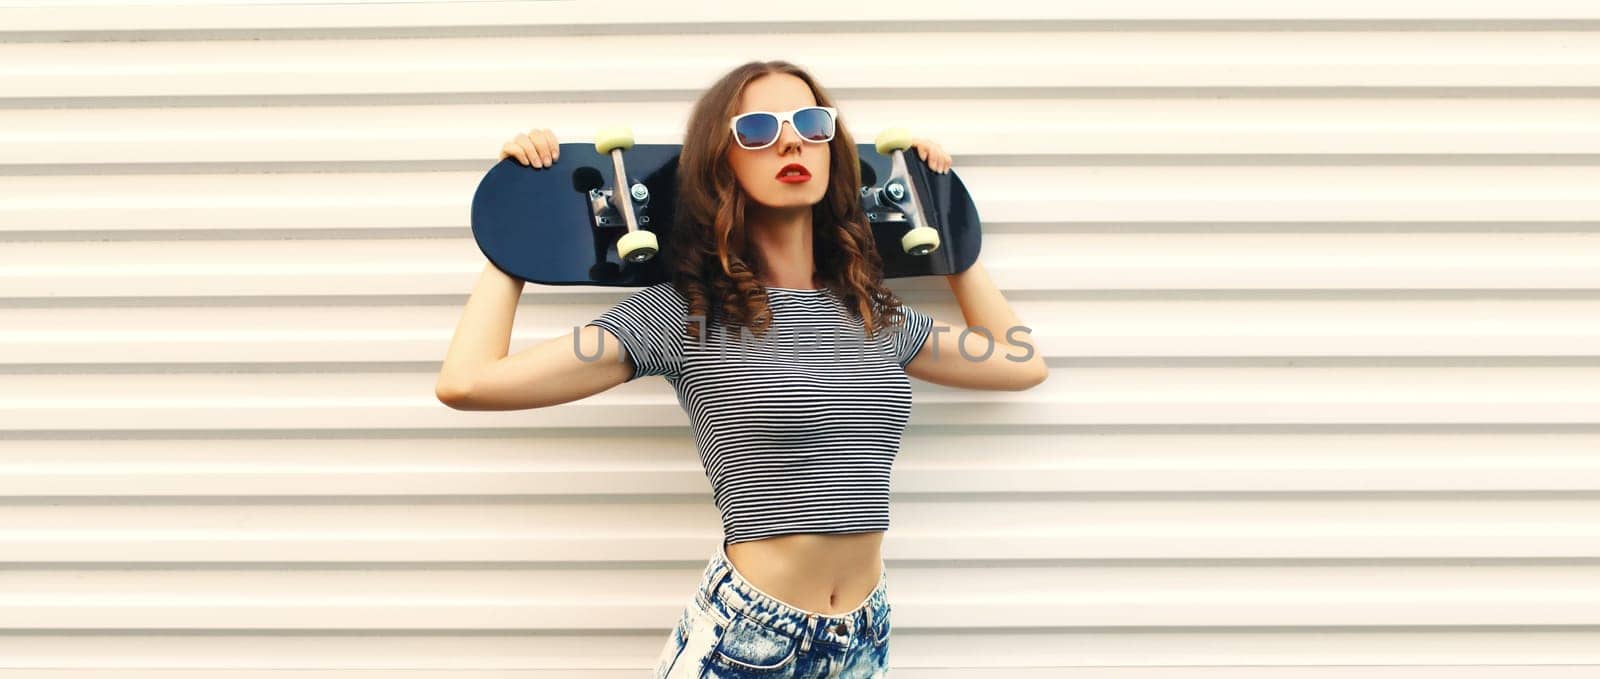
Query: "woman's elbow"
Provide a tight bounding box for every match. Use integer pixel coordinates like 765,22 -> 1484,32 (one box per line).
1008,361 -> 1049,391
435,380 -> 476,410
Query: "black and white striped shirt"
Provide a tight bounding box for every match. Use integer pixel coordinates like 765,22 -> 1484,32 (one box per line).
585,282 -> 935,545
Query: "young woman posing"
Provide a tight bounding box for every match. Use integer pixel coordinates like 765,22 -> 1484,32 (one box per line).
438,60 -> 1046,678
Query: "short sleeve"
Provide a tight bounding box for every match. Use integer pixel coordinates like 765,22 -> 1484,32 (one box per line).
888,303 -> 935,368
583,283 -> 687,381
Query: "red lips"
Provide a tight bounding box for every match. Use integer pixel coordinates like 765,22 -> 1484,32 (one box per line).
775,163 -> 811,179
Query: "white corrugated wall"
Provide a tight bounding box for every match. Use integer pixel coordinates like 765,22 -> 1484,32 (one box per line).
3,1 -> 1599,676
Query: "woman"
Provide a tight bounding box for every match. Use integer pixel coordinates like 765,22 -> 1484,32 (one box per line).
437,60 -> 1047,678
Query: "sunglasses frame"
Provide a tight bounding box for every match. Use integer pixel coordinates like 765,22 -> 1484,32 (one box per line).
729,106 -> 838,151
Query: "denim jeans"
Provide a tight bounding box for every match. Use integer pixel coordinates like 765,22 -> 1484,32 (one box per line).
653,540 -> 892,678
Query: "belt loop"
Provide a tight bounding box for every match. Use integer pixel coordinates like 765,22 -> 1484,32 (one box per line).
708,563 -> 724,597
800,614 -> 815,652
708,563 -> 736,613
702,563 -> 719,598
865,603 -> 874,630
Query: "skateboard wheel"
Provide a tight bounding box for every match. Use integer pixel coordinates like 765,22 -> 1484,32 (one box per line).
617,229 -> 659,263
901,226 -> 940,256
874,127 -> 914,155
595,126 -> 635,154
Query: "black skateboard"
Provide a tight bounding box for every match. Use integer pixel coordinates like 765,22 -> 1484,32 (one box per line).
470,127 -> 980,286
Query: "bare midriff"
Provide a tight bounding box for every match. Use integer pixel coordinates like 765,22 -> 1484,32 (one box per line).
723,531 -> 886,615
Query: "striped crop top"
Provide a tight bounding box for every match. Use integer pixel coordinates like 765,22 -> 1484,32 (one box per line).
584,282 -> 935,545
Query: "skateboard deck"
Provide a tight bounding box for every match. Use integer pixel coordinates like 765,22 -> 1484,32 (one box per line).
469,128 -> 980,287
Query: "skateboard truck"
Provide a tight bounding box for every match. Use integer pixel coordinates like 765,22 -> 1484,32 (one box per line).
592,126 -> 659,263
866,127 -> 942,256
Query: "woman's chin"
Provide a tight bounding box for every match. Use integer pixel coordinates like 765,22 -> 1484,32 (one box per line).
748,194 -> 825,211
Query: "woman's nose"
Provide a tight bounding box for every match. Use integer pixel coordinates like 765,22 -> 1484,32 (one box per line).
775,121 -> 802,149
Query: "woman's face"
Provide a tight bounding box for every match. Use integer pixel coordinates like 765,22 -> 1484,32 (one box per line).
725,73 -> 832,212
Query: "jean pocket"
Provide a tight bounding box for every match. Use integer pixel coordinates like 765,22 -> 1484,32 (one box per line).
709,612 -> 801,675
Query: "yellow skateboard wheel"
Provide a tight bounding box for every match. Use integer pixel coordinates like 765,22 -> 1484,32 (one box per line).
595,126 -> 635,154
617,229 -> 658,263
874,127 -> 914,155
901,226 -> 940,256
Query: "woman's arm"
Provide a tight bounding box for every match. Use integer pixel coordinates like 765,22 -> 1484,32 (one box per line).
897,137 -> 1046,390
903,260 -> 1048,390
435,261 -> 632,411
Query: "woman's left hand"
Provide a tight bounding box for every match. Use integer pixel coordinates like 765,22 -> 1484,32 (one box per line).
911,137 -> 953,174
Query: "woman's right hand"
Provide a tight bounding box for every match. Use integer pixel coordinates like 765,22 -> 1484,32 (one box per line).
498,127 -> 560,168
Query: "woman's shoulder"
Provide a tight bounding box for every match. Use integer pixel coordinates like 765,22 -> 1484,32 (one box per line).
608,281 -> 691,326
621,281 -> 688,304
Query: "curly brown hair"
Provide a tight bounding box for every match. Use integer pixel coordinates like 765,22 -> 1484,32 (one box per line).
668,60 -> 907,342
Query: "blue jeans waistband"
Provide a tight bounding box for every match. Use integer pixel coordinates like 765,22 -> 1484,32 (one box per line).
694,540 -> 890,652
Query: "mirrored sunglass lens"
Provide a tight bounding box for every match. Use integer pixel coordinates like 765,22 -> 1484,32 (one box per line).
794,108 -> 833,140
735,113 -> 779,148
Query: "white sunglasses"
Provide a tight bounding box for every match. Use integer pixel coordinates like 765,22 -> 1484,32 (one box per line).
729,106 -> 838,150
